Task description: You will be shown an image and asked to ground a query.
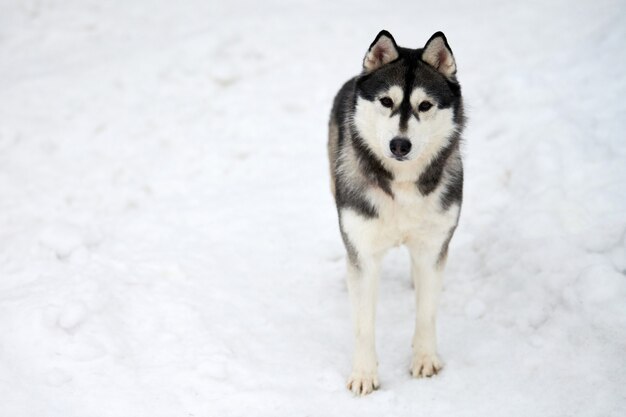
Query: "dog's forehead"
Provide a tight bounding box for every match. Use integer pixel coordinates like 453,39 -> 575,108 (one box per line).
413,62 -> 457,106
356,61 -> 406,99
357,59 -> 454,105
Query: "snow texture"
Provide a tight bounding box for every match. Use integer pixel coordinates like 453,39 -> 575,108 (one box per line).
1,0 -> 625,416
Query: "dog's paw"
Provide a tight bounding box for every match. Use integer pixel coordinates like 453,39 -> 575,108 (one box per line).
347,371 -> 379,396
410,353 -> 442,378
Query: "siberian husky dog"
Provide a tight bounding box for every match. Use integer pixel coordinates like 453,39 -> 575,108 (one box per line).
328,30 -> 465,395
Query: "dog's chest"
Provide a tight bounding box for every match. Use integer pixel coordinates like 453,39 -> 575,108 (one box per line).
368,182 -> 451,247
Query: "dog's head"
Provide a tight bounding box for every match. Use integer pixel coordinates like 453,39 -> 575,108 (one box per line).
353,31 -> 463,165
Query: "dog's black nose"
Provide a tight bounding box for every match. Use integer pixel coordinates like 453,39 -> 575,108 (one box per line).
389,138 -> 412,157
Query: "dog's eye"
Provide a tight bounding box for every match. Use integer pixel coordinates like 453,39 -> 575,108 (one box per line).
418,101 -> 433,112
379,97 -> 394,108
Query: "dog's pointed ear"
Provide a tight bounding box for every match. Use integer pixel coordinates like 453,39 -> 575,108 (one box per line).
363,30 -> 399,72
421,32 -> 456,78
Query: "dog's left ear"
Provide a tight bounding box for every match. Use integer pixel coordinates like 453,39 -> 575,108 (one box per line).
422,32 -> 456,78
363,30 -> 399,72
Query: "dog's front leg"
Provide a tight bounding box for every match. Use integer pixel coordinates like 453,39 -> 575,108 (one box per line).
346,257 -> 381,395
408,246 -> 444,378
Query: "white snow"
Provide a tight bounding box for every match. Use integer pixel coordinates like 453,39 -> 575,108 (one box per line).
1,0 -> 625,416
38,222 -> 85,258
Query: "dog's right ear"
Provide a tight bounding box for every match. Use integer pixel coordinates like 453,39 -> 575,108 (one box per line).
363,30 -> 399,73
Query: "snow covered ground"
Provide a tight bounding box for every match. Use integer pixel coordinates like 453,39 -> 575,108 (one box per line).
1,0 -> 625,415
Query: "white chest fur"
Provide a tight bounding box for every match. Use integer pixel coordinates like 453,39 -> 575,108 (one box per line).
341,181 -> 459,256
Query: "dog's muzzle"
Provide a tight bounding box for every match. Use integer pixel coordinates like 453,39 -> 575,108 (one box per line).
389,137 -> 411,159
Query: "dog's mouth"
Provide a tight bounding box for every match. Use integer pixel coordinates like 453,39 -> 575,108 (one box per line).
387,154 -> 409,162
392,155 -> 408,162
